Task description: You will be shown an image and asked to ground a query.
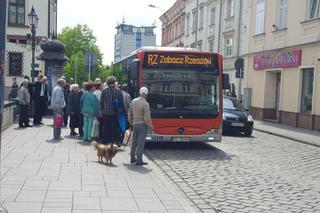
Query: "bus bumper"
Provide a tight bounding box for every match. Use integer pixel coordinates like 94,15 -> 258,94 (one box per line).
145,130 -> 222,143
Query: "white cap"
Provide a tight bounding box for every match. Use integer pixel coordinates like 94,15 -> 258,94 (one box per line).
139,87 -> 148,95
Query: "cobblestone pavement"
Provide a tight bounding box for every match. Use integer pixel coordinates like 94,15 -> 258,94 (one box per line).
145,131 -> 320,213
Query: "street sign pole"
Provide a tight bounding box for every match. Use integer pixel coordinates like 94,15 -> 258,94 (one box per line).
238,68 -> 242,102
0,0 -> 9,212
88,54 -> 91,81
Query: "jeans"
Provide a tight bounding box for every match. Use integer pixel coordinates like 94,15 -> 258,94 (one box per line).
83,114 -> 94,141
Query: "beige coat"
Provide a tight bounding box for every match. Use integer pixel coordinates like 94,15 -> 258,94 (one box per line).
128,97 -> 153,131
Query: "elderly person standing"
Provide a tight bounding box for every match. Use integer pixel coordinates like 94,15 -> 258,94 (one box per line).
92,82 -> 102,140
18,79 -> 31,128
128,87 -> 153,166
81,82 -> 99,142
51,79 -> 66,140
67,84 -> 81,136
100,76 -> 124,145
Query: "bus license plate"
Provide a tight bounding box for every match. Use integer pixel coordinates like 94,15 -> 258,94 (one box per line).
231,122 -> 244,127
172,137 -> 190,142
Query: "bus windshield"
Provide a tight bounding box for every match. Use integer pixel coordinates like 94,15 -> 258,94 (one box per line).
143,68 -> 219,118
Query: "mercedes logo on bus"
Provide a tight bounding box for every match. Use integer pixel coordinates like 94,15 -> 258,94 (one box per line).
178,127 -> 184,134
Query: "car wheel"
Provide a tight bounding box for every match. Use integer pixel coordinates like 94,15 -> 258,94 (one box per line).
244,129 -> 252,136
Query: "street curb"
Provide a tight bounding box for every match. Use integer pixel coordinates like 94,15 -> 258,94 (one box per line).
254,128 -> 320,148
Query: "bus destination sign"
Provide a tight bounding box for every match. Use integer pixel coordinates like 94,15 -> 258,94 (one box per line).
144,53 -> 215,69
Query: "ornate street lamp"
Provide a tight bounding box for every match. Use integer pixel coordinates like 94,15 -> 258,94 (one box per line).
28,6 -> 39,82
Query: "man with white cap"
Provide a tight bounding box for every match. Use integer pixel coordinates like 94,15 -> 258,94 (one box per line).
128,87 -> 153,166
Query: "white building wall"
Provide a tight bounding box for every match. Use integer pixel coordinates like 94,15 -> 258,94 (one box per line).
5,0 -> 56,90
184,0 -> 249,98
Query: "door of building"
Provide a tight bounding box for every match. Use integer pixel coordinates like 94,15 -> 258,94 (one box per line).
275,73 -> 281,120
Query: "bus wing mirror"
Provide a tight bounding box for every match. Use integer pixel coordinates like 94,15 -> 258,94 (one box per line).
222,74 -> 230,90
131,59 -> 140,80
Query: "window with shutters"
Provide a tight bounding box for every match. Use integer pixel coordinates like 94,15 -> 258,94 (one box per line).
255,0 -> 265,34
8,52 -> 23,76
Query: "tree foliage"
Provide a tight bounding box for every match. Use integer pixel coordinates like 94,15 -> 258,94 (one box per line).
58,25 -> 110,84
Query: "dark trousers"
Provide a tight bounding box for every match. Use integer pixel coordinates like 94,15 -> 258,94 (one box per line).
63,107 -> 68,126
19,104 -> 29,126
79,114 -> 84,137
33,96 -> 46,124
102,114 -> 119,144
99,121 -> 103,139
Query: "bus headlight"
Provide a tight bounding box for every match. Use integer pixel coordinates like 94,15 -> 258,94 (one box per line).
247,115 -> 254,122
206,129 -> 221,134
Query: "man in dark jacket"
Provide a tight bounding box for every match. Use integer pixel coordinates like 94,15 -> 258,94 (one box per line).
100,76 -> 125,145
67,84 -> 81,136
33,74 -> 48,125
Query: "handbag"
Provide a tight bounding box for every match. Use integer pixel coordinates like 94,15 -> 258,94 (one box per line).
54,113 -> 63,128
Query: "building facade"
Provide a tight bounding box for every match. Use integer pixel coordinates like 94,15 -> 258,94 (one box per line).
245,0 -> 320,130
161,0 -> 250,98
160,0 -> 187,47
5,0 -> 57,95
114,24 -> 156,63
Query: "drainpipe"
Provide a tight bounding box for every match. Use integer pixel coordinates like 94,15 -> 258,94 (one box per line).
195,0 -> 199,47
217,0 -> 222,52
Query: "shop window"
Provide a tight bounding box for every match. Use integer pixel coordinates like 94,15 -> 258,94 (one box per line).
8,52 -> 23,76
300,68 -> 314,113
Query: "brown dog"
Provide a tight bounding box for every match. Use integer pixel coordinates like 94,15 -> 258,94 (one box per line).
91,141 -> 119,164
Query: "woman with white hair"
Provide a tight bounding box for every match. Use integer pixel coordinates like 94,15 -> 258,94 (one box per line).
67,84 -> 81,136
51,78 -> 66,140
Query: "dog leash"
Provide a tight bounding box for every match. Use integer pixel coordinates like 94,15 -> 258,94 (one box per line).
123,129 -> 132,147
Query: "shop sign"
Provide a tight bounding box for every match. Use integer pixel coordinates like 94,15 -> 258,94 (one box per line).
253,49 -> 302,70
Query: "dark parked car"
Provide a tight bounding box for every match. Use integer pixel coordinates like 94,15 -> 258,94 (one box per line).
223,96 -> 254,136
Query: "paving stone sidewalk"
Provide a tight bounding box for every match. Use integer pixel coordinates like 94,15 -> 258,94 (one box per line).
0,118 -> 198,213
254,120 -> 320,146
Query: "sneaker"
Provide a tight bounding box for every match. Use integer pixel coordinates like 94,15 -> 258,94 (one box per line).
136,162 -> 148,166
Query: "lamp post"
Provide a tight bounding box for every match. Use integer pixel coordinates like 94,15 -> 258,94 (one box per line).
0,1 -> 9,212
28,6 -> 39,83
148,4 -> 169,45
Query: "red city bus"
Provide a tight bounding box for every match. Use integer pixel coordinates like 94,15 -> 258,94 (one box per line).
114,47 -> 228,142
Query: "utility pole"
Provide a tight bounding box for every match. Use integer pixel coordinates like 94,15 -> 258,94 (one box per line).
237,0 -> 243,101
0,0 -> 9,212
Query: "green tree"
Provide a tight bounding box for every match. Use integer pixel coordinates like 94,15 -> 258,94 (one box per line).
58,24 -> 107,84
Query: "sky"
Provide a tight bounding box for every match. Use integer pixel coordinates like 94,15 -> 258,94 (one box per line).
57,0 -> 175,65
